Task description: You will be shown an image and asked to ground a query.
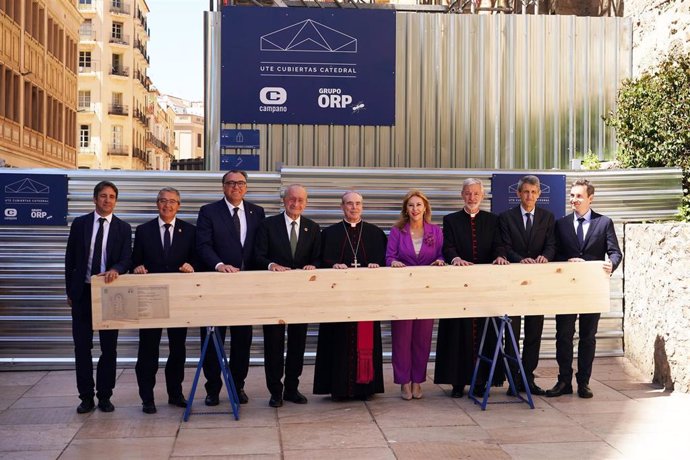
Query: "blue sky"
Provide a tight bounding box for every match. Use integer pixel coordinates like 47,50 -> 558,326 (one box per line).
147,0 -> 206,101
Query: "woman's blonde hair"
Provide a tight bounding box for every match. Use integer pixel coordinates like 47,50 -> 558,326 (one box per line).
394,189 -> 432,229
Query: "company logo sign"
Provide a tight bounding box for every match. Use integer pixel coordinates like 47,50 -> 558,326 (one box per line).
222,8 -> 396,126
0,174 -> 67,225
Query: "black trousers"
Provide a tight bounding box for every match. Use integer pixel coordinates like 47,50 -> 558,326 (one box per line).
135,327 -> 187,403
506,315 -> 544,383
200,325 -> 252,396
71,284 -> 118,401
263,323 -> 308,397
555,313 -> 600,385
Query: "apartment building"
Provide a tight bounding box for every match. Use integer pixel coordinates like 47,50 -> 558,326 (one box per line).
158,94 -> 203,161
0,0 -> 81,168
145,88 -> 175,170
77,0 -> 152,170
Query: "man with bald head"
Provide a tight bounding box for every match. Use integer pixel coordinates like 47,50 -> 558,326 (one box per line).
254,184 -> 321,407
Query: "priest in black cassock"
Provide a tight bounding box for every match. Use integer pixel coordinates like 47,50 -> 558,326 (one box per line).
313,191 -> 387,401
434,178 -> 509,398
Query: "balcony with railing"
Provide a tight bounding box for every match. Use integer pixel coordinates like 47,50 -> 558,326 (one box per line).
136,8 -> 148,31
107,145 -> 129,156
110,2 -> 131,15
77,103 -> 95,113
108,104 -> 129,116
109,34 -> 129,46
79,62 -> 98,73
133,70 -> 151,91
134,39 -> 149,63
133,146 -> 149,163
109,66 -> 129,77
79,29 -> 97,41
133,108 -> 148,125
146,132 -> 170,154
77,2 -> 96,13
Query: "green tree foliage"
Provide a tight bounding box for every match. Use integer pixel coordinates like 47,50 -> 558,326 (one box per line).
606,52 -> 690,221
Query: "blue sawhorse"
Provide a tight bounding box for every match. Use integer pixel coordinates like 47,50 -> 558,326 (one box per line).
183,326 -> 240,421
468,315 -> 535,410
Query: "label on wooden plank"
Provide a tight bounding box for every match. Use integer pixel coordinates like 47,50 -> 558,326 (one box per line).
101,285 -> 169,320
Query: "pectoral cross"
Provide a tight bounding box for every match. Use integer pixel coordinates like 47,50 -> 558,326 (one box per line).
351,258 -> 361,268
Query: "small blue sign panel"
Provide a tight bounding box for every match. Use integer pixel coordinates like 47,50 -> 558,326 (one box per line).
491,174 -> 567,219
0,173 -> 68,226
221,7 -> 396,126
220,154 -> 261,171
220,129 -> 260,149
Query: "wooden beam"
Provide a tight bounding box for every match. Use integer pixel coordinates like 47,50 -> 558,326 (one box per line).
91,261 -> 610,330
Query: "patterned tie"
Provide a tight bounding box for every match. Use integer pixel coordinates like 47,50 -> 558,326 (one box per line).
91,217 -> 106,276
577,217 -> 585,247
232,207 -> 241,239
525,212 -> 533,237
163,223 -> 171,256
290,221 -> 298,257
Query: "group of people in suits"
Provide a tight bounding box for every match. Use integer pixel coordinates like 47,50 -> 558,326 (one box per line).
65,172 -> 621,415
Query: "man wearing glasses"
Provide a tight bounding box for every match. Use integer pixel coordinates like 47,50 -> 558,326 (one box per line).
196,170 -> 266,406
132,187 -> 197,414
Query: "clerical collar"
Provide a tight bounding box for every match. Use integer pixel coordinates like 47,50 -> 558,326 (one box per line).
343,219 -> 361,228
463,207 -> 479,218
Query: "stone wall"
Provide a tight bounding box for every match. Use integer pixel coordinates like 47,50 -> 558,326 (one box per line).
625,223 -> 690,393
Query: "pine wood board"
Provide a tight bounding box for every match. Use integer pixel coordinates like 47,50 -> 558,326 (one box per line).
91,261 -> 610,330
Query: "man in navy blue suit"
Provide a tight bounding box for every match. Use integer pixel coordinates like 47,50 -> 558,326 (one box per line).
196,170 -> 265,406
499,175 -> 556,396
254,184 -> 321,407
132,187 -> 196,414
65,180 -> 132,414
546,179 -> 622,399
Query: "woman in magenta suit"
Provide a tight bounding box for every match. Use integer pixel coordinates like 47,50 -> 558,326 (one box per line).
386,190 -> 445,400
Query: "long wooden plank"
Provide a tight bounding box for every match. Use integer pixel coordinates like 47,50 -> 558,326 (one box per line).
91,261 -> 609,330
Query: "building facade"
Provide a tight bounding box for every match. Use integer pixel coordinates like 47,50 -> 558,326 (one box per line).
158,94 -> 203,161
145,88 -> 174,170
0,0 -> 81,168
76,0 -> 152,170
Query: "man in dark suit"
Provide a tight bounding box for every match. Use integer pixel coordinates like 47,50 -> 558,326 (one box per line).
546,179 -> 622,399
254,184 -> 321,407
65,180 -> 132,414
132,187 -> 196,414
499,175 -> 556,396
196,170 -> 265,406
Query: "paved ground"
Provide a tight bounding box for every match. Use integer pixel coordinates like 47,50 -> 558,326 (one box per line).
0,357 -> 687,459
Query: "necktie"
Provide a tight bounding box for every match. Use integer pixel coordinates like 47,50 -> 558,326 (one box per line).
290,221 -> 298,257
525,212 -> 533,236
232,207 -> 241,239
163,223 -> 171,256
91,217 -> 105,276
577,217 -> 585,247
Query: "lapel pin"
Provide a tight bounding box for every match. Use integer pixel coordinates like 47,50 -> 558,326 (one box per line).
304,228 -> 308,232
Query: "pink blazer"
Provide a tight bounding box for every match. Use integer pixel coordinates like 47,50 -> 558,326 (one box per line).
386,222 -> 444,267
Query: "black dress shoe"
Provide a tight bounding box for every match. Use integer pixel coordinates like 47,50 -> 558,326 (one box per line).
451,385 -> 465,398
283,390 -> 308,404
577,384 -> 594,399
528,384 -> 546,396
77,398 -> 95,414
269,394 -> 283,408
142,401 -> 157,414
168,395 -> 187,408
97,398 -> 115,412
204,394 -> 220,406
545,381 -> 574,397
237,389 -> 249,404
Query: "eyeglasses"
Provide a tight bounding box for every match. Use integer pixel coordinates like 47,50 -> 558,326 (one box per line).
157,198 -> 180,205
224,181 -> 247,188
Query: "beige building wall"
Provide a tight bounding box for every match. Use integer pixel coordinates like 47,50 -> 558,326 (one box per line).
158,94 -> 203,161
145,89 -> 174,170
0,0 -> 80,168
76,0 -> 151,170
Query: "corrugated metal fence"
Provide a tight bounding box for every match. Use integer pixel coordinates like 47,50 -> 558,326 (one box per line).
0,166 -> 683,369
223,13 -> 632,170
